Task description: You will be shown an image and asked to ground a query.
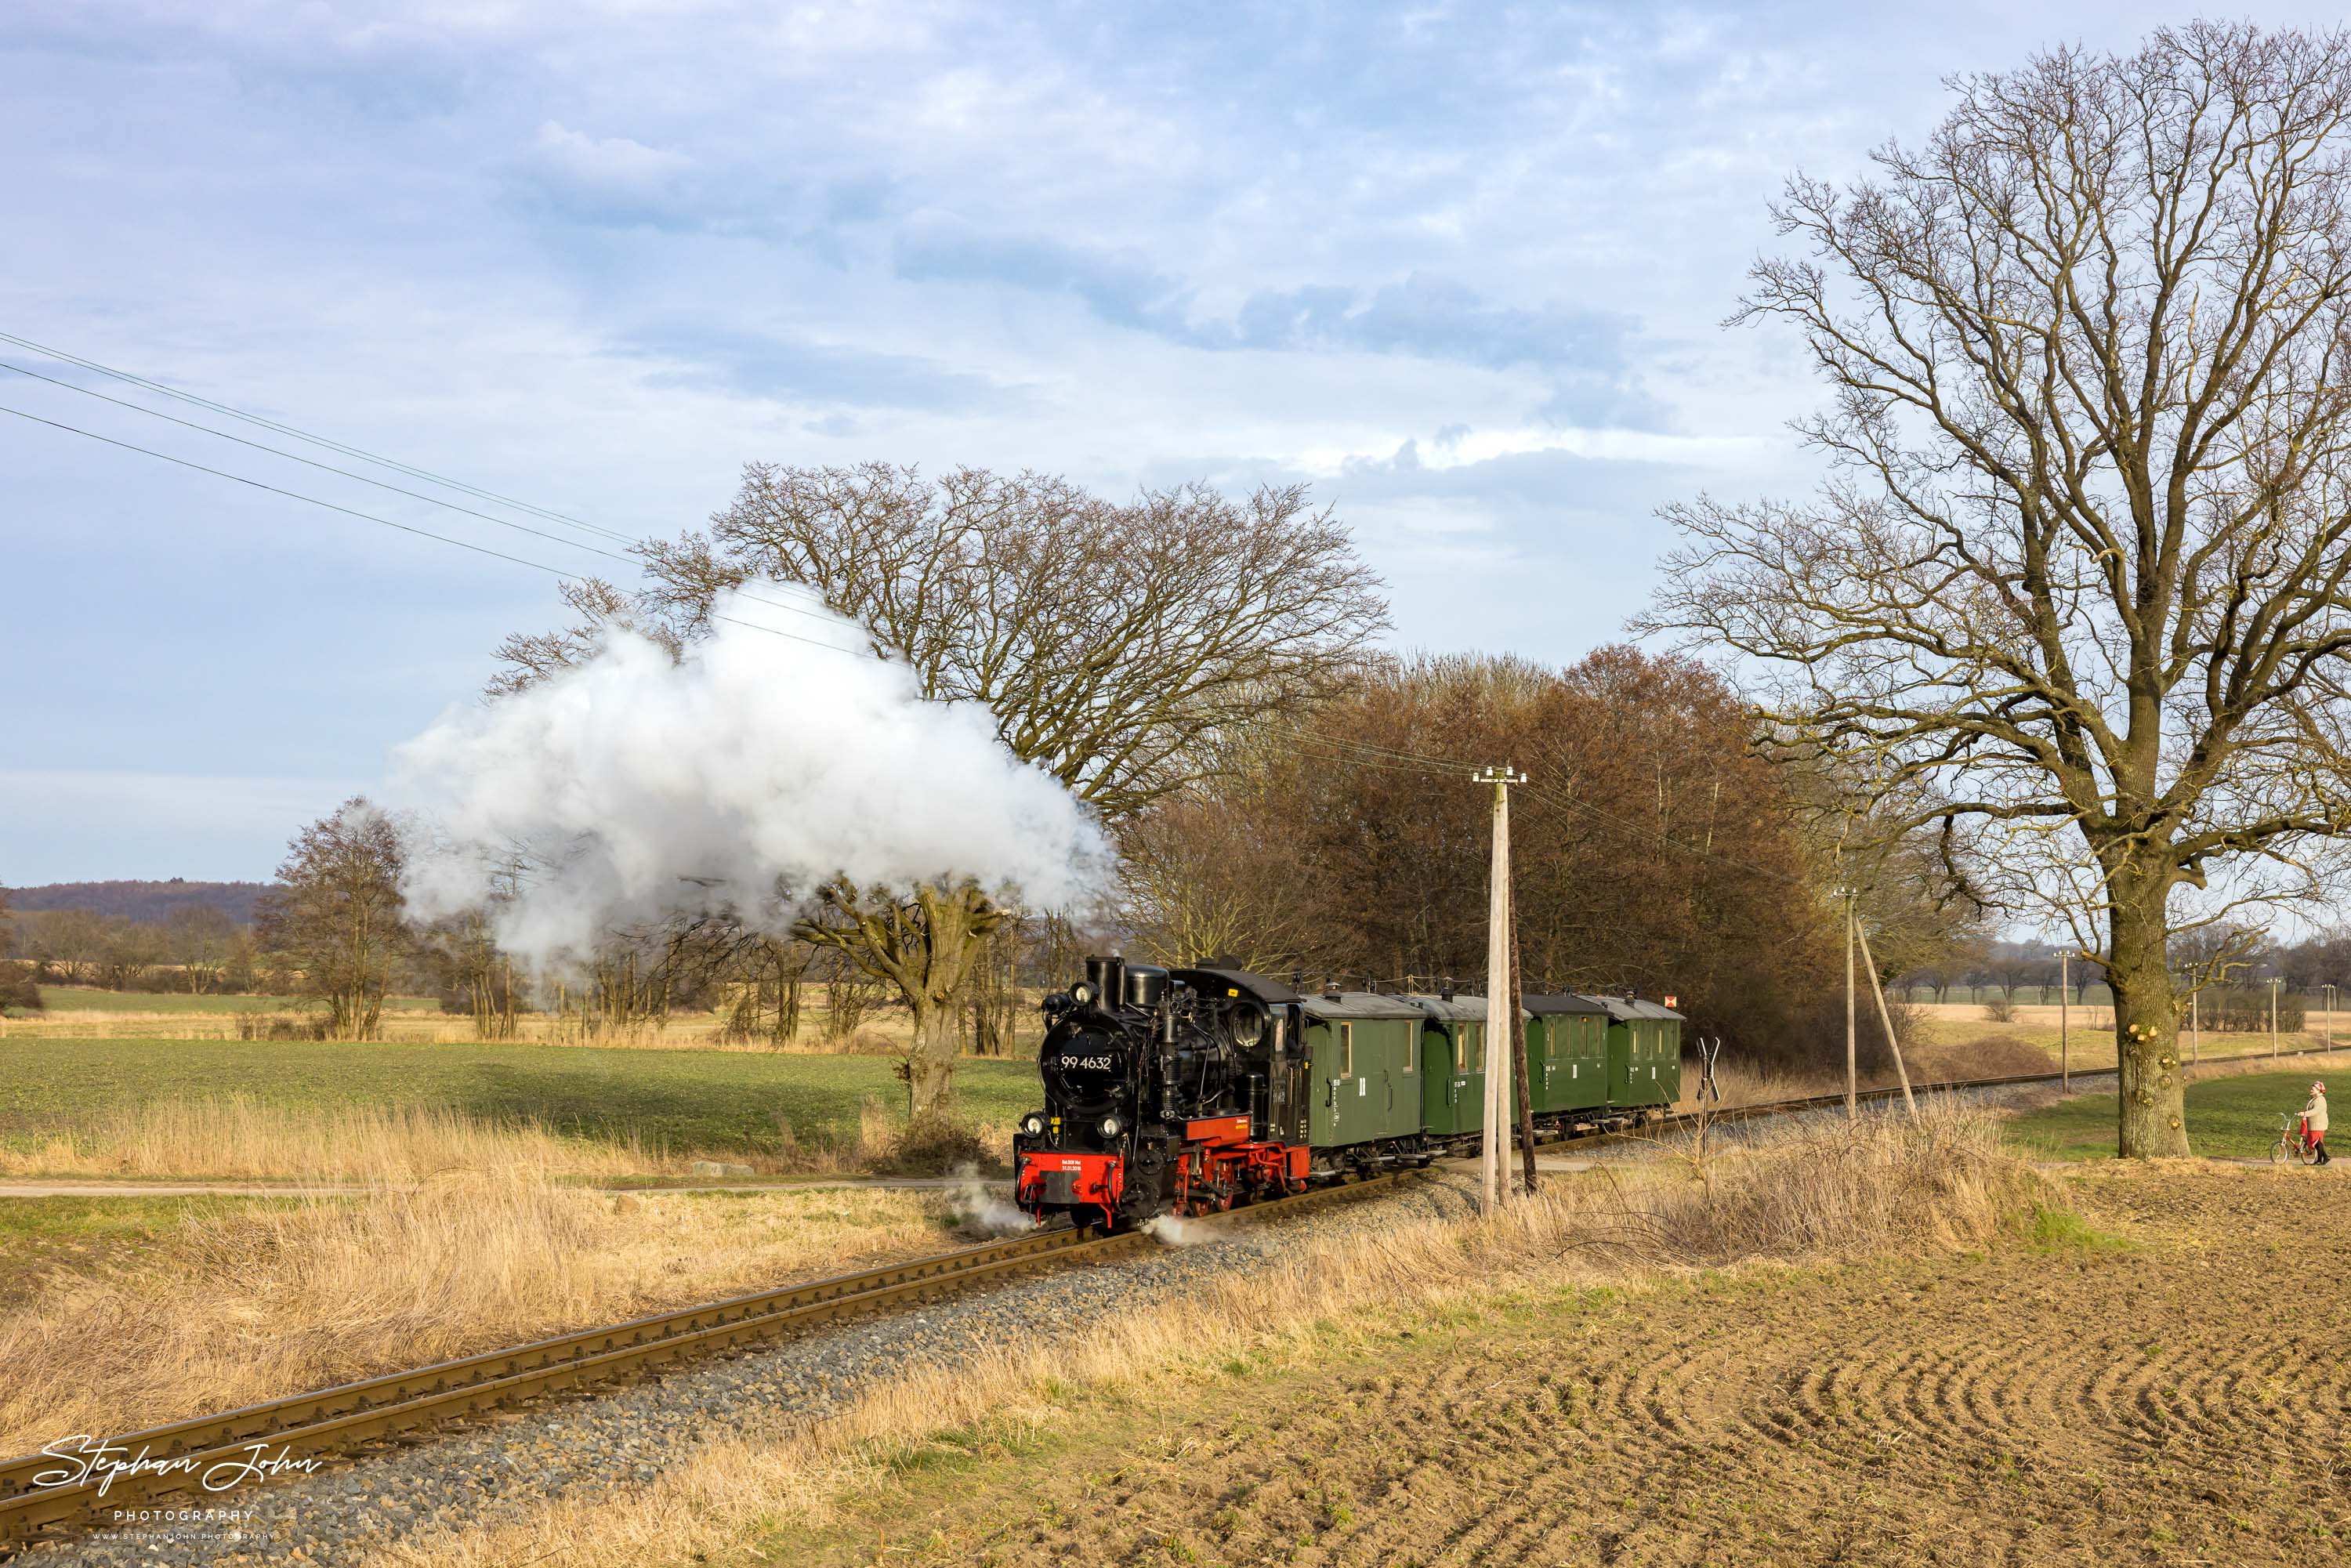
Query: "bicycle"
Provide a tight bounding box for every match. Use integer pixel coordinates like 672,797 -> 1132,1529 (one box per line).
2271,1112 -> 2321,1167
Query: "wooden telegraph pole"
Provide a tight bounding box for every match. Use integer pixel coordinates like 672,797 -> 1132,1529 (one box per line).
2271,976 -> 2280,1059
2060,950 -> 2069,1092
1474,765 -> 1526,1213
1849,909 -> 1916,1119
1509,899 -> 1539,1194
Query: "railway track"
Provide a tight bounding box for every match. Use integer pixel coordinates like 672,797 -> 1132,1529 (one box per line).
1585,1038 -> 2348,1147
0,1166 -> 1417,1554
4,1043 -> 2338,1553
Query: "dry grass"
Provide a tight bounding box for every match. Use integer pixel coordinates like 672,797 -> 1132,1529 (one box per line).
0,1172 -> 977,1456
0,1098 -> 657,1182
369,1103 -> 2042,1568
0,1095 -> 1012,1184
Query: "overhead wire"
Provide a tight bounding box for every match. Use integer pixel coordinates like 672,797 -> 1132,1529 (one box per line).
0,327 -> 646,549
0,355 -> 847,632
0,400 -> 878,661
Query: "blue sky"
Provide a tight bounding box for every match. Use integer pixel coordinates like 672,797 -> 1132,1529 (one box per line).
3,2 -> 2332,885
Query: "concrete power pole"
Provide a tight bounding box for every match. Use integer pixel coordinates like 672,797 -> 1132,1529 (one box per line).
1475,765 -> 1525,1214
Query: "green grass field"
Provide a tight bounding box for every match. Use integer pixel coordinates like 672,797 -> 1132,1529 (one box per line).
34,988 -> 441,1014
2005,1069 -> 2331,1161
0,1037 -> 1041,1157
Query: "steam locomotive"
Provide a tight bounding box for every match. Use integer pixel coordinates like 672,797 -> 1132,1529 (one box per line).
1011,956 -> 1684,1229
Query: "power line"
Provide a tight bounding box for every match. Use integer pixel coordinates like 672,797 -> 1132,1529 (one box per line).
0,354 -> 848,633
0,328 -> 646,549
0,400 -> 877,662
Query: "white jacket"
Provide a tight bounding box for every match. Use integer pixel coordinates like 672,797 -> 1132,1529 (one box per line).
2304,1093 -> 2330,1135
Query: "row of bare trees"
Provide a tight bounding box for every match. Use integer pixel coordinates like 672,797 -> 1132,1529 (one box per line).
2,904 -> 258,994
1118,647 -> 1980,1070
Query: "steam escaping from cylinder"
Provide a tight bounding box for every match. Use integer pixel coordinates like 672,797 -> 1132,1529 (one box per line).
387,589 -> 1110,967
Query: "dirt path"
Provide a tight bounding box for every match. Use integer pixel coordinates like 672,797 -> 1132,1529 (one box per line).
798,1167 -> 2351,1566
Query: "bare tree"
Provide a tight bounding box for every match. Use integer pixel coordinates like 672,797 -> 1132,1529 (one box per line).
255,799 -> 411,1040
1643,24 -> 2351,1155
484,578 -> 683,701
164,907 -> 237,994
494,465 -> 1385,1121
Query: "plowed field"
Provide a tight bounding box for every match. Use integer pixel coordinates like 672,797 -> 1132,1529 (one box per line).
795,1167 -> 2351,1566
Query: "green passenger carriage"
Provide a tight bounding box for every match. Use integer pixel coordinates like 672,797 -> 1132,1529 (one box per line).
1406,993 -> 1491,1141
1297,991 -> 1427,1154
1523,993 -> 1611,1118
1601,996 -> 1684,1110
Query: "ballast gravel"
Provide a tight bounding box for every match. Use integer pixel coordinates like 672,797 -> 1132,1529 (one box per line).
34,1171 -> 1487,1568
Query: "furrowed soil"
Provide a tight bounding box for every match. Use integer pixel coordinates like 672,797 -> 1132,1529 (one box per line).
777,1167 -> 2349,1566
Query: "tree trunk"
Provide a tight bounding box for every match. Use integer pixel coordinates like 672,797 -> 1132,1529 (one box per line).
900,882 -> 997,1125
907,998 -> 957,1123
2108,864 -> 2188,1158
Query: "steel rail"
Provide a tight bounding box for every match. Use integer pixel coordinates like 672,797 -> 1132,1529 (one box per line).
1559,1039 -> 2349,1150
0,1168 -> 1411,1551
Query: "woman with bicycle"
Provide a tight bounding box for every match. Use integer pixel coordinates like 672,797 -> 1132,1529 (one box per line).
2302,1081 -> 2330,1167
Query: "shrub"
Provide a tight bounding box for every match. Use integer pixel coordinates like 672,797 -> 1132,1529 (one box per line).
1982,995 -> 2018,1023
0,963 -> 42,1016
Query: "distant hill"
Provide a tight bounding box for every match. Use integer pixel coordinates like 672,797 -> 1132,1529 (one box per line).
6,880 -> 270,925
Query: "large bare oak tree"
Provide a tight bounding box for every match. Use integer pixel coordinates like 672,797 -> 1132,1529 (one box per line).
1642,23 -> 2351,1155
501,464 -> 1385,1121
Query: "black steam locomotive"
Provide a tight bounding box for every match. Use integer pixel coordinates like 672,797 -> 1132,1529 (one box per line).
1012,956 -> 1687,1231
1010,956 -> 1310,1229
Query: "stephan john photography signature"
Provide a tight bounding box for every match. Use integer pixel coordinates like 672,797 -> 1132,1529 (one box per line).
32,1436 -> 324,1498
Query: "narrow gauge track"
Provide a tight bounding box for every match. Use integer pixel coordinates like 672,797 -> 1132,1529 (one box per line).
1574,1040 -> 2347,1151
0,1167 -> 1417,1554
2,1045 -> 2336,1553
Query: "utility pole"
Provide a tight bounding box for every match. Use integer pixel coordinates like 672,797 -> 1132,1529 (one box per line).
2271,976 -> 2280,1059
2190,983 -> 2199,1064
2059,951 -> 2069,1091
2327,983 -> 2336,1052
1843,887 -> 1857,1125
1474,765 -> 1525,1214
1849,908 -> 1916,1118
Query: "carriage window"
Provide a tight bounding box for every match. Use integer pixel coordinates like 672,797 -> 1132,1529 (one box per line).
1454,1025 -> 1467,1072
1403,1027 -> 1416,1075
1339,1022 -> 1353,1077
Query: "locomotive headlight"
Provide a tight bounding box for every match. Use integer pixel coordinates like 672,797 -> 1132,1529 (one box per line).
1022,1113 -> 1045,1137
1099,1115 -> 1123,1138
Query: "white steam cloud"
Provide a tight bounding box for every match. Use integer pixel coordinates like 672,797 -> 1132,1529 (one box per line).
389,592 -> 1109,964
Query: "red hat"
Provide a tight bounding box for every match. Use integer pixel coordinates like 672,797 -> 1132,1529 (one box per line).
2314,1081 -> 2327,1093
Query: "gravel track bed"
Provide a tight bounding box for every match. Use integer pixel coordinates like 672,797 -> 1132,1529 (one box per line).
33,1174 -> 1485,1568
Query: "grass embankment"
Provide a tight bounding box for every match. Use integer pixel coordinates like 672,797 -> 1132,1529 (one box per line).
2005,1063 -> 2351,1161
0,1037 -> 1041,1176
368,1105 -> 2051,1568
0,1177 -> 993,1457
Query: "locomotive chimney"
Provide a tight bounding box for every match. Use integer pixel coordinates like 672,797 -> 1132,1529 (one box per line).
1085,954 -> 1125,1008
